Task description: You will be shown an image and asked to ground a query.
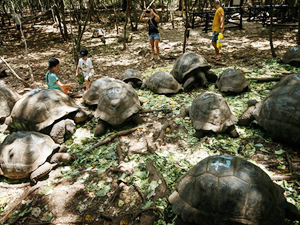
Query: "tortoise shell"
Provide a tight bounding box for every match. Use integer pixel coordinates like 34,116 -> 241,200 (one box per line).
216,69 -> 249,93
169,155 -> 291,225
190,92 -> 238,133
83,77 -> 115,106
94,80 -> 141,126
171,52 -> 211,83
253,81 -> 300,145
120,69 -> 142,84
146,71 -> 182,94
271,74 -> 300,90
6,89 -> 81,131
0,84 -> 20,121
0,131 -> 59,179
282,45 -> 300,66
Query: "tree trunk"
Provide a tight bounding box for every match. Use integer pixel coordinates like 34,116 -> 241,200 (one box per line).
183,0 -> 189,53
60,0 -> 68,40
269,0 -> 276,58
123,0 -> 129,50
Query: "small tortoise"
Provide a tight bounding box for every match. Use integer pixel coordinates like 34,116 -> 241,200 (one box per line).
83,77 -> 115,106
94,79 -> 143,136
216,68 -> 249,94
120,69 -> 143,88
171,53 -> 217,91
143,71 -> 182,94
5,89 -> 89,144
92,28 -> 106,44
282,45 -> 300,67
188,92 -> 239,138
239,76 -> 300,145
169,155 -> 300,225
0,131 -> 72,183
0,84 -> 20,121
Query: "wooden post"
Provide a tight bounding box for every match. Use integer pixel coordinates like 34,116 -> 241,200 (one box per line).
269,0 -> 276,58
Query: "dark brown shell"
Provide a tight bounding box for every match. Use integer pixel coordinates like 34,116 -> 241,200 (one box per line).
216,69 -> 249,93
6,89 -> 81,131
83,77 -> 115,106
0,84 -> 20,121
171,53 -> 211,83
169,155 -> 290,225
253,82 -> 300,145
94,80 -> 141,125
282,45 -> 300,66
0,131 -> 59,179
190,92 -> 237,133
146,71 -> 182,94
120,69 -> 142,84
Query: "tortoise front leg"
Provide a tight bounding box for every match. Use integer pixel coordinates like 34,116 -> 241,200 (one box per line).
95,120 -> 107,137
30,162 -> 57,184
197,71 -> 208,87
131,114 -> 144,125
227,125 -> 239,138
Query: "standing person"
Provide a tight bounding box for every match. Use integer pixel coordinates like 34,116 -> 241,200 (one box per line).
76,48 -> 94,91
140,8 -> 161,61
12,13 -> 22,40
46,58 -> 72,94
211,0 -> 224,60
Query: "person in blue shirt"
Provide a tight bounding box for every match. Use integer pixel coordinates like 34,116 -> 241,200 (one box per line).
46,58 -> 71,94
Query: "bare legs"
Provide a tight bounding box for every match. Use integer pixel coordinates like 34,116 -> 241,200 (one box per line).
212,41 -> 221,59
85,78 -> 91,90
149,39 -> 160,60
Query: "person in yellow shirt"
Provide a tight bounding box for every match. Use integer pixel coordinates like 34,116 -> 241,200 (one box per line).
211,0 -> 224,60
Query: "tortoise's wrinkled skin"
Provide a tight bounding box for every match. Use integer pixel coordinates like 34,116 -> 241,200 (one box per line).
0,131 -> 71,183
145,71 -> 182,94
169,155 -> 300,225
0,84 -> 20,121
216,69 -> 249,94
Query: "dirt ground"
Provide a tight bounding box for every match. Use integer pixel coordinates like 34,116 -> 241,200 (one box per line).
0,12 -> 299,225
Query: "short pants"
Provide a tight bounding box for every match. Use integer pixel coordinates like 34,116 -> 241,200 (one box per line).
148,33 -> 160,40
212,31 -> 219,42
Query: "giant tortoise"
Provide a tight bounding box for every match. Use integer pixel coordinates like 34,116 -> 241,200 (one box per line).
0,131 -> 72,183
83,77 -> 115,106
5,89 -> 89,144
238,75 -> 300,145
188,92 -> 239,138
120,69 -> 143,88
282,45 -> 300,67
169,155 -> 300,225
143,71 -> 182,94
171,53 -> 217,91
0,84 -> 20,121
216,68 -> 249,94
94,79 -> 143,136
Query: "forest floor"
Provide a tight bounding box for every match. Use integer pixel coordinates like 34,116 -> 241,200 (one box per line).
0,12 -> 300,225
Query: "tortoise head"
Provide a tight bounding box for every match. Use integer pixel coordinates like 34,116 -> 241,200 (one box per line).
73,110 -> 90,123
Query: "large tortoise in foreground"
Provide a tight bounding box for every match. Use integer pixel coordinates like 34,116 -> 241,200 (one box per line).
0,131 -> 72,183
216,68 -> 249,94
6,89 -> 89,144
83,77 -> 115,106
0,84 -> 20,121
188,92 -> 239,138
143,71 -> 182,94
94,79 -> 143,136
169,155 -> 300,225
171,53 -> 217,91
239,75 -> 300,145
282,45 -> 300,67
